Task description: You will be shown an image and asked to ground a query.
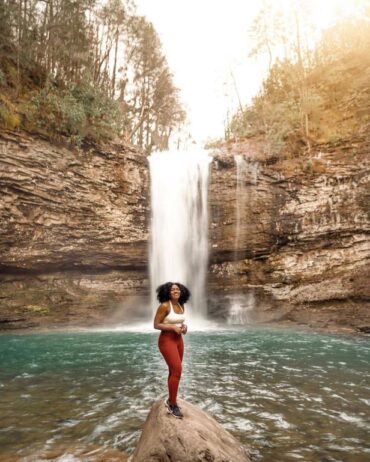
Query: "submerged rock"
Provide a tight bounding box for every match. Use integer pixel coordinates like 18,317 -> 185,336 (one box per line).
356,325 -> 370,334
131,399 -> 251,462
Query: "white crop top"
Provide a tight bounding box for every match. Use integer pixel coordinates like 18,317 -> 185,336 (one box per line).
162,301 -> 186,327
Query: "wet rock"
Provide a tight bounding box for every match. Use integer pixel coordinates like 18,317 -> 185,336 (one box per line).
356,326 -> 370,334
131,399 -> 251,462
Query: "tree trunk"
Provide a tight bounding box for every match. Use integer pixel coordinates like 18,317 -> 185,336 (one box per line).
111,25 -> 119,98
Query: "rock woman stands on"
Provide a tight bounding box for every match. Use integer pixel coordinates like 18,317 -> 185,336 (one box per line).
154,282 -> 190,419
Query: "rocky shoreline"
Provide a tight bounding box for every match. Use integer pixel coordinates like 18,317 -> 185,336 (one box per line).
1,318 -> 369,339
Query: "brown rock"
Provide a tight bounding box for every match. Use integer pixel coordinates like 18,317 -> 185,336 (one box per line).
132,399 -> 251,462
0,130 -> 149,328
1,128 -> 369,332
208,137 -> 370,330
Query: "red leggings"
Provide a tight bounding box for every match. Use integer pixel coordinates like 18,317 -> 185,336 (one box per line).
158,331 -> 184,405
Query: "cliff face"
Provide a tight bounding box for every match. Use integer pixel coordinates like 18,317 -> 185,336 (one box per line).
0,130 -> 150,329
208,137 -> 370,330
0,130 -> 369,331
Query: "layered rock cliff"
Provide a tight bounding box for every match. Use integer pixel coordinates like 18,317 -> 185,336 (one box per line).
0,130 -> 149,329
0,129 -> 369,331
208,136 -> 370,330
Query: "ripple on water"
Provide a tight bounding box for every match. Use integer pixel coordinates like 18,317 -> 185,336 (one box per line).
0,328 -> 369,462
257,412 -> 293,429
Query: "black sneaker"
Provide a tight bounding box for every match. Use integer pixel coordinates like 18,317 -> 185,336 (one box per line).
165,399 -> 183,419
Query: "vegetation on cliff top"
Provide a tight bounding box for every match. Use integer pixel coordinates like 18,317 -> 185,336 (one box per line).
0,0 -> 185,151
226,1 -> 370,157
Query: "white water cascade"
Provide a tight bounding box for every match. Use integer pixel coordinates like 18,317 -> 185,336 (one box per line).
229,154 -> 259,325
234,154 -> 246,256
234,154 -> 259,257
149,149 -> 212,326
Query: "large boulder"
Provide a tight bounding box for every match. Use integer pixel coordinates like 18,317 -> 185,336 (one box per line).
131,399 -> 251,462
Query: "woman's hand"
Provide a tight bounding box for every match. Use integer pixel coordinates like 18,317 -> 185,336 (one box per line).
181,324 -> 188,335
173,325 -> 183,335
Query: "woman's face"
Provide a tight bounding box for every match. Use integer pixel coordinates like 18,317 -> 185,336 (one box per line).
170,284 -> 181,300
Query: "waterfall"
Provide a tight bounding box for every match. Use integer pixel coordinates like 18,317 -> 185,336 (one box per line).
234,154 -> 259,257
229,154 -> 259,325
227,293 -> 255,325
234,154 -> 246,257
149,149 -> 211,324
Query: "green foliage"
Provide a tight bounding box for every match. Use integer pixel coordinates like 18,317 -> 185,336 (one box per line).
0,95 -> 20,129
24,304 -> 49,314
68,84 -> 122,140
229,108 -> 258,138
303,159 -> 313,173
27,88 -> 85,140
0,69 -> 6,86
123,15 -> 185,152
24,84 -> 121,145
0,0 -> 185,150
0,105 -> 20,129
228,9 -> 370,156
265,100 -> 301,155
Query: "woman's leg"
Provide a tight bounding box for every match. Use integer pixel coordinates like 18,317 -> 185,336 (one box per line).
158,333 -> 183,405
178,335 -> 184,362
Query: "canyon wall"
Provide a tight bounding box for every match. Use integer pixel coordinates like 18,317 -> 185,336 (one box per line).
0,129 -> 369,331
0,130 -> 149,329
208,137 -> 370,330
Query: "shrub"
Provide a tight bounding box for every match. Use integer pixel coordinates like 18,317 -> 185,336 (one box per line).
0,69 -> 6,86
24,84 -> 122,145
0,96 -> 20,129
227,18 -> 370,156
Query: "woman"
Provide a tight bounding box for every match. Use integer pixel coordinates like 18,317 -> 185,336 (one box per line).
154,281 -> 190,419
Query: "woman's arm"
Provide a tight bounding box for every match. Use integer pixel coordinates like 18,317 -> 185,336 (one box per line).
153,303 -> 182,334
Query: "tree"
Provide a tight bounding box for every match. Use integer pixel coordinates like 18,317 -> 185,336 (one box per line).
122,15 -> 185,152
249,0 -> 285,69
0,0 -> 186,150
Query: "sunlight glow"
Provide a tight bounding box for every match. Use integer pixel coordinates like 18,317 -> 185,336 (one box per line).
135,0 -> 366,143
310,0 -> 363,28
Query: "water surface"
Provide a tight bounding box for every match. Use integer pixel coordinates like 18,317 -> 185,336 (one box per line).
0,327 -> 369,461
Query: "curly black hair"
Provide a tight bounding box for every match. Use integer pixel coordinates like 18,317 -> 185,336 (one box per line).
156,282 -> 191,306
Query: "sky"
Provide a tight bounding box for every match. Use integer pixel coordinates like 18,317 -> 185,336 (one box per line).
135,0 -> 265,144
135,0 -> 363,145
